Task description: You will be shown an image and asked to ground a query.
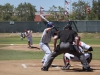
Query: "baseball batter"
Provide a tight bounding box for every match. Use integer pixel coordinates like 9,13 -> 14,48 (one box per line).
39,22 -> 54,66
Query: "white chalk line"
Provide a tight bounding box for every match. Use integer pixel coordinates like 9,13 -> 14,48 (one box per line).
52,64 -> 60,69
22,64 -> 27,68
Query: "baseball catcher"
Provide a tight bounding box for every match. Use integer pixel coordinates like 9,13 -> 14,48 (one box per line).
62,36 -> 93,70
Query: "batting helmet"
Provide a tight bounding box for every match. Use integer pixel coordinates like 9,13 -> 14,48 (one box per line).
47,22 -> 54,28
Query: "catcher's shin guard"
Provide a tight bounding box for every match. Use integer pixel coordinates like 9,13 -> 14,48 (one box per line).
62,54 -> 70,70
63,54 -> 70,66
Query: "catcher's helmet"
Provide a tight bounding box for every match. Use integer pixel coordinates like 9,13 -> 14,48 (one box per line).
47,22 -> 53,28
78,36 -> 81,40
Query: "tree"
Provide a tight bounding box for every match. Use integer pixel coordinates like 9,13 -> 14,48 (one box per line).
47,5 -> 66,21
15,2 -> 37,21
58,6 -> 66,20
48,5 -> 58,21
0,5 -> 3,21
72,0 -> 89,20
0,3 -> 14,21
92,0 -> 100,20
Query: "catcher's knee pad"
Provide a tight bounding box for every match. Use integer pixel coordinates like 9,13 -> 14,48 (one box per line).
87,53 -> 92,64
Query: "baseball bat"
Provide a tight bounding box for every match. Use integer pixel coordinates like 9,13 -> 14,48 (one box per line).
53,27 -> 58,31
40,14 -> 58,31
40,14 -> 49,23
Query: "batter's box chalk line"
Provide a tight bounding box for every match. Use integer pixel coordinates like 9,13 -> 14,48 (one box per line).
22,64 -> 27,68
22,63 -> 43,68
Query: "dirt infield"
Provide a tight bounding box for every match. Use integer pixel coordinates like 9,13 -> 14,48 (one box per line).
0,60 -> 100,75
0,44 -> 100,51
0,44 -> 100,75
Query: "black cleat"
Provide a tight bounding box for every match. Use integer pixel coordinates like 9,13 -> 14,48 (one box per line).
41,67 -> 48,71
83,67 -> 93,72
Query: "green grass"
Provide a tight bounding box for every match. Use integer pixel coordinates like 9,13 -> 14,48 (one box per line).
0,50 -> 43,60
0,47 -> 99,60
81,39 -> 100,44
92,47 -> 100,60
0,50 -> 63,60
0,37 -> 40,44
0,37 -> 100,60
1,37 -> 100,45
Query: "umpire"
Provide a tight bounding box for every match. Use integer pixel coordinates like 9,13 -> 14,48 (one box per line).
41,24 -> 93,72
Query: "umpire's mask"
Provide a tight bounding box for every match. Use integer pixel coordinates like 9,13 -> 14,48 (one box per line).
63,24 -> 72,30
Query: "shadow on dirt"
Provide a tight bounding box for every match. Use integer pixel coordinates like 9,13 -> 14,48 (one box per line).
50,64 -> 100,72
28,46 -> 40,50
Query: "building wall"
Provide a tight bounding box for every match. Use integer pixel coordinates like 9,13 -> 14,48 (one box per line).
34,11 -> 68,22
34,15 -> 50,21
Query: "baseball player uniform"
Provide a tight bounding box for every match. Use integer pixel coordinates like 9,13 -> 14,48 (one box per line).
63,41 -> 93,70
39,22 -> 54,66
25,30 -> 33,48
41,24 -> 93,72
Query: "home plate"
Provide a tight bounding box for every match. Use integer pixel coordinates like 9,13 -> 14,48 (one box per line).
55,67 -> 60,69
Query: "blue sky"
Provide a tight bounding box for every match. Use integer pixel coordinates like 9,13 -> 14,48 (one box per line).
0,0 -> 92,11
